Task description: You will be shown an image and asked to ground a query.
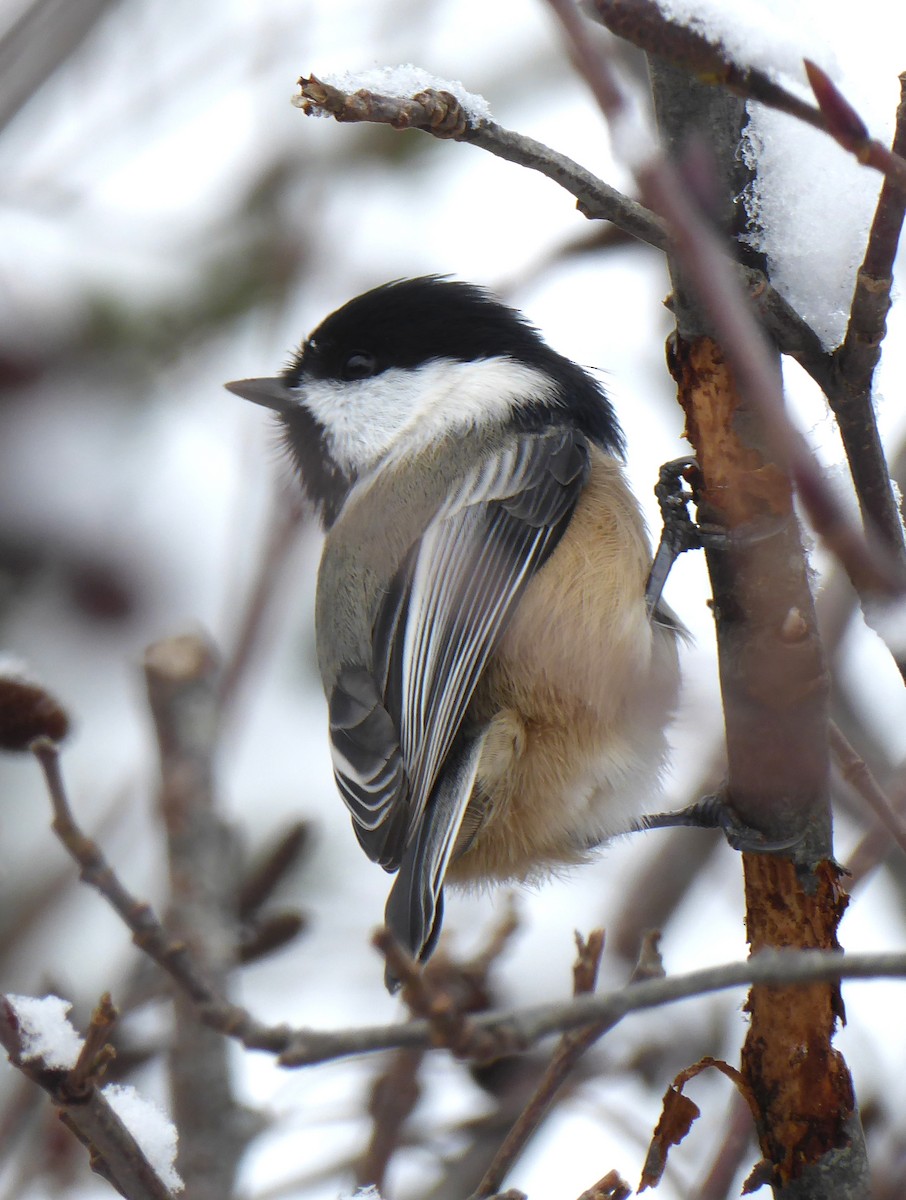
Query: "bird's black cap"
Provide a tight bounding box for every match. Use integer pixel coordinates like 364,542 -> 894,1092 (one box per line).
286,277 -> 624,457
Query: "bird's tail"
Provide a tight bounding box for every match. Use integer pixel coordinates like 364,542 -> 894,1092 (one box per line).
383,733 -> 484,991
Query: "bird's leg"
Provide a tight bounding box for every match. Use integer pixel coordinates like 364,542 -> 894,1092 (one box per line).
637,793 -> 803,853
645,456 -> 732,614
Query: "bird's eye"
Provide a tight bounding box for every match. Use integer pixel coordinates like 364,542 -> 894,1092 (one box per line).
342,351 -> 378,381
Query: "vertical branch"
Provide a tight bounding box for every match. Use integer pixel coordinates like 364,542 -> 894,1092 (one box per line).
645,56 -> 867,1200
669,337 -> 832,851
542,3 -> 871,1190
144,635 -> 247,1200
667,329 -> 860,1193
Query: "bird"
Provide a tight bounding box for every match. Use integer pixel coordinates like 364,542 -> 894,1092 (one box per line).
226,276 -> 680,983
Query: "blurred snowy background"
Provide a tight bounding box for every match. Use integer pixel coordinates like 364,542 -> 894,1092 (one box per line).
2,1 -> 906,1197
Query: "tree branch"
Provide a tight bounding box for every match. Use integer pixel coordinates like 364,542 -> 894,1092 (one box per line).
26,736 -> 906,1072
586,0 -> 906,196
540,2 -> 876,1193
294,74 -> 668,250
277,948 -> 906,1068
0,996 -> 175,1200
292,73 -> 870,426
830,74 -> 906,573
144,634 -> 249,1199
472,930 -> 611,1198
30,736 -> 291,1054
830,722 -> 906,860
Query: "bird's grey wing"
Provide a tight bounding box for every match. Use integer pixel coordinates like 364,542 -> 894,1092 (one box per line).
328,428 -> 592,966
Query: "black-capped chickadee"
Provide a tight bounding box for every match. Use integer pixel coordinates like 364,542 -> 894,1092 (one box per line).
227,277 -> 680,979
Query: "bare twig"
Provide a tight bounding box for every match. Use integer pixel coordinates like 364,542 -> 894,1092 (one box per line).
0,671 -> 69,751
234,819 -> 311,965
374,928 -> 501,1062
30,736 -> 291,1054
237,820 -> 310,919
0,996 -> 176,1200
846,772 -> 906,885
830,723 -> 906,860
28,737 -> 906,1070
610,743 -> 725,963
804,61 -> 906,193
830,74 -> 906,571
217,486 -> 308,725
472,930 -> 607,1198
577,1169 -> 632,1200
294,74 -> 668,250
696,1093 -> 758,1200
0,1073 -> 42,1190
0,0 -> 116,135
354,1049 -> 423,1192
279,948 -> 906,1067
68,993 -> 117,1095
358,901 -> 523,1192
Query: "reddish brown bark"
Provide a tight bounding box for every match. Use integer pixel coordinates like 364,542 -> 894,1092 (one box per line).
670,335 -> 859,1188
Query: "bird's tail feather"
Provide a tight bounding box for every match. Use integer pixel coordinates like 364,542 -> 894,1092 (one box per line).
383,733 -> 484,991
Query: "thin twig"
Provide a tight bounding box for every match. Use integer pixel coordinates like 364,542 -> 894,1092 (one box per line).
294,75 -> 668,249
576,1169 -> 632,1200
696,1092 -> 758,1200
30,736 -> 292,1054
28,737 -> 906,1069
830,723 -> 906,860
216,486 -> 308,725
279,948 -> 906,1067
374,928 -> 501,1061
830,74 -> 906,572
472,930 -> 607,1198
846,773 -> 906,885
68,992 -> 117,1095
237,820 -> 310,919
354,1048 -> 423,1192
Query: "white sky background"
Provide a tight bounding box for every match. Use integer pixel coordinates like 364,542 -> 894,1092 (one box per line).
1,1 -> 906,1198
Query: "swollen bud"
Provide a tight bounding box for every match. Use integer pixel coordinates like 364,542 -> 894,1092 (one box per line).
0,666 -> 70,752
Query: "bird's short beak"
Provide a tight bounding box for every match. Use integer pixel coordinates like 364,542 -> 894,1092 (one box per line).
224,376 -> 296,414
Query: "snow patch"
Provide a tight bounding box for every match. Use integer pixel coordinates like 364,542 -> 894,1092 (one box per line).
102,1083 -> 184,1193
313,64 -> 491,124
7,993 -> 83,1069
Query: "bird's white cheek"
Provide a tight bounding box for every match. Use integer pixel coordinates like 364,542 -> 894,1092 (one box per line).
299,358 -> 556,474
300,372 -> 426,472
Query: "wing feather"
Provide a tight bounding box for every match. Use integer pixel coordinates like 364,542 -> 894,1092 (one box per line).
328,427 -> 592,961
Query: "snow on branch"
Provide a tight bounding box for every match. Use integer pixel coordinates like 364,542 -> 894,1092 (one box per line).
0,993 -> 182,1198
586,0 -> 906,196
293,71 -> 670,252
